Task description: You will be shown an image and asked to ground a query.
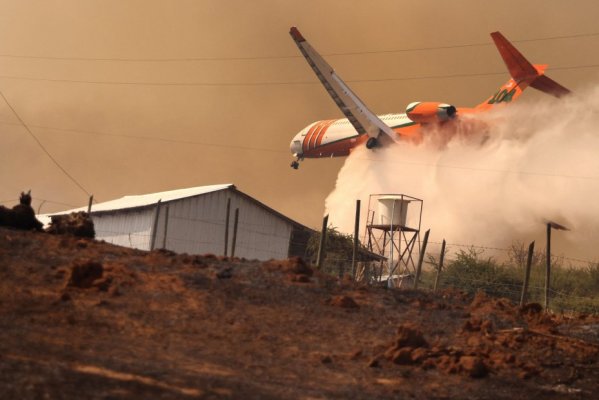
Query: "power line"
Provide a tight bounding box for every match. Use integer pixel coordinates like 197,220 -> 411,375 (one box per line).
356,154 -> 599,181
0,197 -> 77,208
0,31 -> 598,62
0,62 -> 597,88
0,121 -> 288,155
1,118 -> 597,182
0,90 -> 91,198
324,31 -> 599,57
0,198 -> 18,204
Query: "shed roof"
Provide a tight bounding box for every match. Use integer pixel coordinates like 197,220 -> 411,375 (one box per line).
70,183 -> 233,214
39,184 -> 313,232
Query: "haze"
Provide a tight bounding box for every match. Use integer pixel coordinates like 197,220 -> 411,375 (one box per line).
1,0 -> 599,241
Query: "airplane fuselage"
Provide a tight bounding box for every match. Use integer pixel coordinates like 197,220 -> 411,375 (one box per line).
288,27 -> 570,169
290,110 -> 472,159
291,113 -> 421,159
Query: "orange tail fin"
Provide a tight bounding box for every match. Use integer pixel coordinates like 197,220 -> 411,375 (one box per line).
477,32 -> 570,110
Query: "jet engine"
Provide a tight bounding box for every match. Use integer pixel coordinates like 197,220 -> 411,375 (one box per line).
406,102 -> 457,124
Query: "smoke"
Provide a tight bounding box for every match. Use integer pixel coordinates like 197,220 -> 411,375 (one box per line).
325,87 -> 599,261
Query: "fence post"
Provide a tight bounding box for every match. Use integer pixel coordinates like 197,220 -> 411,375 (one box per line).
150,200 -> 162,250
87,195 -> 94,214
433,239 -> 446,292
351,200 -> 361,279
316,214 -> 329,269
520,241 -> 535,306
413,229 -> 430,289
545,223 -> 551,310
161,205 -> 170,249
231,208 -> 239,258
224,198 -> 231,256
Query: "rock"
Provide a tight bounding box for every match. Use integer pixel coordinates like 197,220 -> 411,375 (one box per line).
395,323 -> 428,348
292,275 -> 311,283
92,277 -> 113,291
264,257 -> 313,278
520,302 -> 543,315
391,348 -> 415,365
216,268 -> 233,279
67,260 -> 103,288
284,257 -> 313,276
436,355 -> 459,374
330,295 -> 359,309
320,355 -> 333,364
411,347 -> 429,363
60,292 -> 71,302
459,356 -> 488,378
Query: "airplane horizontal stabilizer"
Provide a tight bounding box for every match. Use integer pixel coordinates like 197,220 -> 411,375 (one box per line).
530,74 -> 571,98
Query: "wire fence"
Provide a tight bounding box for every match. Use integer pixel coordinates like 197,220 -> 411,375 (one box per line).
313,247 -> 599,314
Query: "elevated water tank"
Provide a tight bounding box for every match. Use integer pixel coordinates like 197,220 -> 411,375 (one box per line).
377,196 -> 410,226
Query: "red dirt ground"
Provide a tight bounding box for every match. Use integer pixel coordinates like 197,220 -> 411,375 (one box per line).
1,227 -> 598,399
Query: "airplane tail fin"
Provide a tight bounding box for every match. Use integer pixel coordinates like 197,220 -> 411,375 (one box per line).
477,32 -> 570,110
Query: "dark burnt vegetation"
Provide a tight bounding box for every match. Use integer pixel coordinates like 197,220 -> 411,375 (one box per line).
0,191 -> 43,231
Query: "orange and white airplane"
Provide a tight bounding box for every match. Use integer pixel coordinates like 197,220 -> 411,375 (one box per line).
288,27 -> 570,169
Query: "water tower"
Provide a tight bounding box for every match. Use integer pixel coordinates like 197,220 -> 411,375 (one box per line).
364,194 -> 423,287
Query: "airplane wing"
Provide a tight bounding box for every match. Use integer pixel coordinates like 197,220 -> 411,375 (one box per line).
290,27 -> 396,142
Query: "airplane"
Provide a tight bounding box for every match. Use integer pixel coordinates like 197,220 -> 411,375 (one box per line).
288,27 -> 570,169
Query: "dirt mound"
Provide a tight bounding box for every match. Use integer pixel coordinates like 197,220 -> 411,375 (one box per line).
330,295 -> 359,309
382,324 -> 429,366
67,259 -> 103,288
47,212 -> 95,238
394,323 -> 429,349
1,226 -> 598,399
262,257 -> 313,282
376,291 -> 599,381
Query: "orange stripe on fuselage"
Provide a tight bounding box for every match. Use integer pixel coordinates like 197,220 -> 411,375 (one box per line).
309,121 -> 325,150
302,123 -> 319,153
315,120 -> 335,147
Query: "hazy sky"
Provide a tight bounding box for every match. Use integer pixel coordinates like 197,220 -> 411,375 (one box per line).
1,0 -> 598,228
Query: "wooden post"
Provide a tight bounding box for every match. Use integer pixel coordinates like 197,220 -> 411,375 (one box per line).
150,200 -> 162,250
413,229 -> 430,289
231,208 -> 239,257
433,239 -> 446,292
161,205 -> 170,249
520,241 -> 535,306
87,195 -> 94,214
224,198 -> 231,256
545,224 -> 551,310
316,214 -> 329,269
351,200 -> 361,279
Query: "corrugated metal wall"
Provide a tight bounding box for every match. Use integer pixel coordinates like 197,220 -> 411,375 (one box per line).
92,208 -> 154,250
92,188 -> 294,260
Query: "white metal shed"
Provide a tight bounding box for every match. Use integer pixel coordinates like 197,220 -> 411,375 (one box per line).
44,184 -> 312,261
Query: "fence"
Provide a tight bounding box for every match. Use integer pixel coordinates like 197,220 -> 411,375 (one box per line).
310,213 -> 599,314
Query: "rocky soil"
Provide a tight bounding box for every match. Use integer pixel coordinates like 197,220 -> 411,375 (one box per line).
1,227 -> 598,399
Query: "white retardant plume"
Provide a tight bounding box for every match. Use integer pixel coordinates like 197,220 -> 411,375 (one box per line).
325,87 -> 599,261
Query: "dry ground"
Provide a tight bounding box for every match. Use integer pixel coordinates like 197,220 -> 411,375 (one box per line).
1,227 -> 598,399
